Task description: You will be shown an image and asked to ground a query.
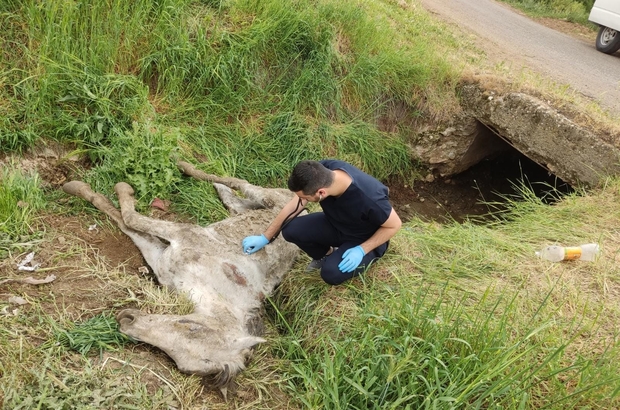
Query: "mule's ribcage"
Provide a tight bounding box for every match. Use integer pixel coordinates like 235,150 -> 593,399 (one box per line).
154,244 -> 266,317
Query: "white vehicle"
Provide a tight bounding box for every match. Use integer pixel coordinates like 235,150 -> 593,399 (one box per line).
589,0 -> 620,54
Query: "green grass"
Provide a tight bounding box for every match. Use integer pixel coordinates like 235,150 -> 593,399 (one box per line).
0,0 -> 453,192
1,0 -> 620,408
45,312 -> 134,356
267,181 -> 620,408
1,0 -> 448,223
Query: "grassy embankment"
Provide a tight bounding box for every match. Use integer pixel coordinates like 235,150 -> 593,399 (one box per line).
1,0 -> 619,408
500,0 -> 596,25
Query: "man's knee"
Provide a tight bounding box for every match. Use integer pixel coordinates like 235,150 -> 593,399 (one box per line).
320,265 -> 351,286
319,256 -> 361,285
281,223 -> 294,242
320,254 -> 382,285
281,218 -> 308,243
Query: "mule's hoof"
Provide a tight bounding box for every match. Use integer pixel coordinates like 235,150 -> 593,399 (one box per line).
178,161 -> 209,181
62,181 -> 93,197
177,161 -> 194,175
114,182 -> 135,197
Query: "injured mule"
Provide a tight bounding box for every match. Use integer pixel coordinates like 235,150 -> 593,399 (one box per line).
62,161 -> 299,391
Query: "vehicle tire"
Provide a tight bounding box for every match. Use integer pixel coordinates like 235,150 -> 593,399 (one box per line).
595,25 -> 620,54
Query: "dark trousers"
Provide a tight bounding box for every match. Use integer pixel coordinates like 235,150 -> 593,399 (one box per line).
281,213 -> 388,285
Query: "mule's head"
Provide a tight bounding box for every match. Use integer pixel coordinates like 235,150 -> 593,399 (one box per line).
116,309 -> 264,386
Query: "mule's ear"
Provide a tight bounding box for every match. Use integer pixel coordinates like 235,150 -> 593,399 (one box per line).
213,183 -> 264,215
233,336 -> 266,350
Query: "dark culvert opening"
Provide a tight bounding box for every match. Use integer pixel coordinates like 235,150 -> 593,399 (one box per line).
390,124 -> 575,223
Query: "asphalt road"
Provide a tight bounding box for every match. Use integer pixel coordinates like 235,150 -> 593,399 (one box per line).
419,0 -> 620,116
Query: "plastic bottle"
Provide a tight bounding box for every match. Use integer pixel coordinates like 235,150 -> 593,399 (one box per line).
536,243 -> 600,262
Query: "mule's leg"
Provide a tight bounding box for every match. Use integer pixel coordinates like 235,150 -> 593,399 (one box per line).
114,182 -> 191,244
63,181 -> 127,229
62,182 -> 168,266
178,161 -> 251,190
178,161 -> 271,209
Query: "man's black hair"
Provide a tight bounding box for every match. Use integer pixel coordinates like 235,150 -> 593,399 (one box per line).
287,160 -> 334,194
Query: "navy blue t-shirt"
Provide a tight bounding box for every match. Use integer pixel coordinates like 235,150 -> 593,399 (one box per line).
319,160 -> 392,242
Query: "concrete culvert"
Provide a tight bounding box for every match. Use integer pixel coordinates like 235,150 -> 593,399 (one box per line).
395,84 -> 620,223
390,143 -> 574,223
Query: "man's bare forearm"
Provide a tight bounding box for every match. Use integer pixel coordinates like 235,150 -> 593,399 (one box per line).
359,209 -> 402,254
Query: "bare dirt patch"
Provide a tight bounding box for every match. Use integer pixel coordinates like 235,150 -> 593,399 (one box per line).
46,213 -> 144,272
0,213 -> 143,320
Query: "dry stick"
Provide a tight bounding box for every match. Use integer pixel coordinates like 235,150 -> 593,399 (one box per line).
0,274 -> 57,285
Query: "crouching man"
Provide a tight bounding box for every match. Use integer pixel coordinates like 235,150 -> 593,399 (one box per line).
242,159 -> 402,285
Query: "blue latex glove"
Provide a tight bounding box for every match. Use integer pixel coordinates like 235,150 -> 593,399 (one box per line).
338,245 -> 365,273
242,234 -> 269,254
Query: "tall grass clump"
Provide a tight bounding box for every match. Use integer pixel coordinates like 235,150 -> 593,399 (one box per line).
45,62 -> 152,161
0,0 -> 159,154
0,166 -> 46,259
1,59 -> 151,155
270,278 -> 617,409
185,115 -> 411,186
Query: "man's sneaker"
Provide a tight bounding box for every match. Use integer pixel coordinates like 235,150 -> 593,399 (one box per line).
305,247 -> 337,272
306,255 -> 327,271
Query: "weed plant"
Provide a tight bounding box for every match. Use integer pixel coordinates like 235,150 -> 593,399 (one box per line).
84,122 -> 183,209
